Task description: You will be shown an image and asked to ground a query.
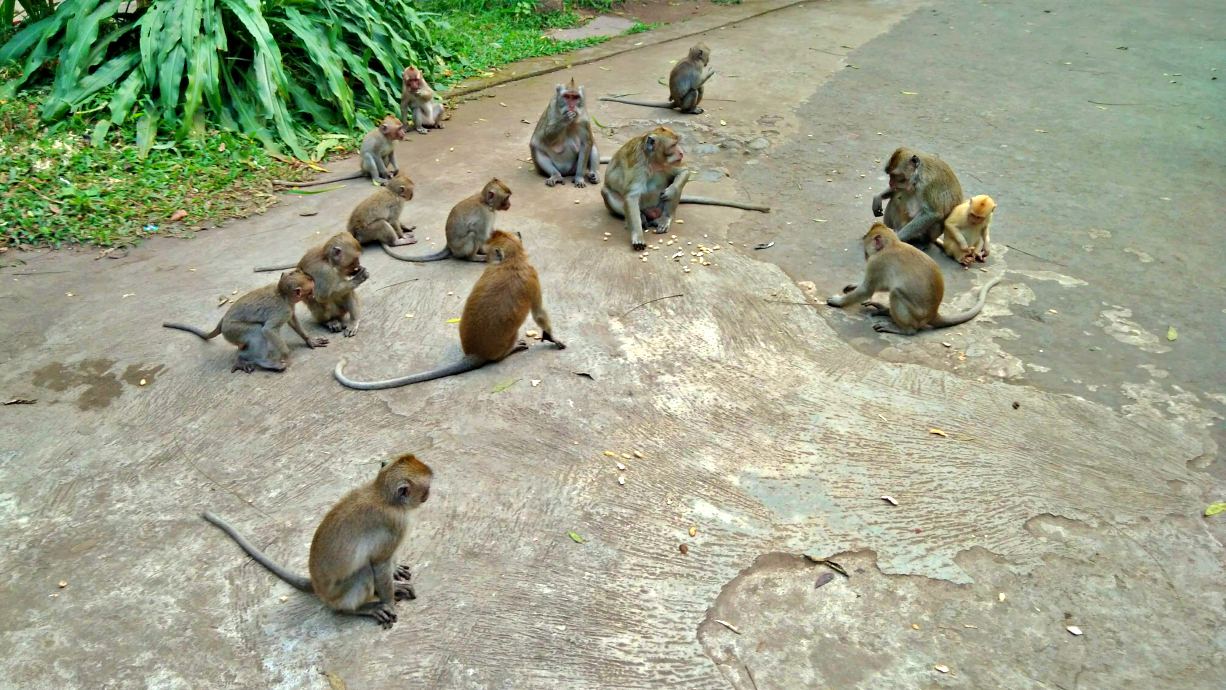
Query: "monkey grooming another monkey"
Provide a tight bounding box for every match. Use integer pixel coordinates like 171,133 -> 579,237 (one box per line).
400,66 -> 445,134
348,173 -> 418,250
602,126 -> 770,250
599,44 -> 715,114
163,270 -> 326,373
383,178 -> 511,263
870,147 -> 963,247
202,453 -> 432,629
937,194 -> 997,266
273,116 -> 405,188
336,230 -> 565,390
826,223 -> 1002,335
531,78 -> 601,188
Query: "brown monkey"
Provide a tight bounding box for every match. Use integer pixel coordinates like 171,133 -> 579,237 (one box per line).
201,453 -> 432,629
938,194 -> 997,265
383,178 -> 511,263
273,116 -> 405,188
348,173 -> 418,249
601,126 -> 770,250
299,233 -> 369,337
599,44 -> 714,114
870,147 -> 963,247
335,230 -> 564,389
163,270 -> 327,373
400,66 -> 445,134
531,78 -> 600,188
826,223 -> 1002,335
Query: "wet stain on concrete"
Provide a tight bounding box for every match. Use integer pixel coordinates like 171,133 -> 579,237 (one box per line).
31,359 -> 164,410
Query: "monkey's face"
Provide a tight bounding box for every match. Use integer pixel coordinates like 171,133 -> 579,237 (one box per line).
405,70 -> 424,92
559,90 -> 582,120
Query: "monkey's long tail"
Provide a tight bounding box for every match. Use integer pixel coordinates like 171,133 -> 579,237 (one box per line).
680,195 -> 772,213
334,355 -> 485,390
930,276 -> 1004,329
162,321 -> 222,340
598,96 -> 674,109
200,512 -> 313,592
380,245 -> 452,262
252,262 -> 298,273
271,171 -> 366,188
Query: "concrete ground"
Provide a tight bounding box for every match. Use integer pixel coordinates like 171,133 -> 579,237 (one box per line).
1,1 -> 1223,688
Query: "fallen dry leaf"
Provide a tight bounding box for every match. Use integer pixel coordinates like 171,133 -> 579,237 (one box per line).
3,399 -> 37,405
928,428 -> 948,437
169,209 -> 188,222
320,670 -> 346,690
714,619 -> 741,634
881,495 -> 899,506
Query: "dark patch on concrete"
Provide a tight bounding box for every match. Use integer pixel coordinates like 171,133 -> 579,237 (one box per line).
31,358 -> 123,410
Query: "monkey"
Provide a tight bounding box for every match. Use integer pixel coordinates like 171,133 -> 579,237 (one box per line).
937,194 -> 997,266
298,233 -> 369,337
335,230 -> 564,389
599,44 -> 715,114
383,178 -> 511,263
870,147 -> 964,247
201,453 -> 432,629
272,116 -> 404,188
530,78 -> 601,188
400,66 -> 445,134
347,173 -> 418,251
601,126 -> 770,250
163,269 -> 327,373
826,223 -> 1002,335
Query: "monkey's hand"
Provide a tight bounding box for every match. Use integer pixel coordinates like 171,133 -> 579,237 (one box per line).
545,173 -> 564,187
350,267 -> 370,286
395,565 -> 412,582
231,360 -> 256,374
660,185 -> 681,205
415,126 -> 428,135
871,195 -> 884,217
573,177 -> 587,189
978,247 -> 990,261
394,581 -> 417,601
371,603 -> 398,629
307,337 -> 329,348
585,171 -> 599,185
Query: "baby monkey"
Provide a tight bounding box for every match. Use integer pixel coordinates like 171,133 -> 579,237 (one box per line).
827,223 -> 1002,335
938,194 -> 996,266
400,66 -> 445,134
273,116 -> 404,187
600,44 -> 715,114
202,453 -> 432,629
163,269 -> 326,373
349,173 -> 418,249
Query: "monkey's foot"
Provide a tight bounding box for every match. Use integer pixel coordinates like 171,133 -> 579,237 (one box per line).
325,320 -> 345,333
343,325 -> 360,338
360,602 -> 398,629
415,127 -> 428,134
513,340 -> 530,354
543,331 -> 566,350
231,360 -> 257,374
652,217 -> 673,235
257,359 -> 288,372
545,174 -> 564,187
872,321 -> 915,335
632,242 -> 647,251
978,249 -> 990,261
391,236 -> 417,246
862,301 -> 889,316
308,337 -> 330,348
394,581 -> 417,602
394,565 -> 412,582
585,172 -> 599,185
573,178 -> 587,189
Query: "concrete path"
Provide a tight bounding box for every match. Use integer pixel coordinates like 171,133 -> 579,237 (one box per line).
1,1 -> 1223,688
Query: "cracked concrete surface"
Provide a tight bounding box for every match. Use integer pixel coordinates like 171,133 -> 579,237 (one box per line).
1,1 -> 1223,688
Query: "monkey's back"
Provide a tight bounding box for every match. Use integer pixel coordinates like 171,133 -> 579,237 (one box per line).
881,245 -> 944,324
460,261 -> 537,360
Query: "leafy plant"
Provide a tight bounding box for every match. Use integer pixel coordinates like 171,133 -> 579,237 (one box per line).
0,0 -> 450,159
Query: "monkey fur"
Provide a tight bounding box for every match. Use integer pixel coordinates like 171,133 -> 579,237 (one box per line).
937,194 -> 996,266
400,66 -> 445,134
383,178 -> 511,263
298,233 -> 369,337
531,77 -> 601,188
349,173 -> 418,248
871,147 -> 963,247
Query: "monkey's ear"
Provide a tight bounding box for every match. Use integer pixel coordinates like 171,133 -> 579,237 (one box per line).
493,247 -> 505,263
909,154 -> 920,168
555,83 -> 564,94
873,234 -> 886,251
396,480 -> 413,501
402,67 -> 411,80
644,135 -> 656,153
329,245 -> 343,262
515,231 -> 523,241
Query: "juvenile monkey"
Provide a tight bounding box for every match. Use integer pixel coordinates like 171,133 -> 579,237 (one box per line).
273,116 -> 405,188
531,78 -> 600,188
400,66 -> 445,134
163,270 -> 327,373
300,233 -> 369,337
336,231 -> 564,389
383,178 -> 511,263
202,453 -> 432,629
938,194 -> 997,266
599,44 -> 714,114
826,223 -> 1002,335
348,173 -> 418,249
602,126 -> 770,250
870,147 -> 963,247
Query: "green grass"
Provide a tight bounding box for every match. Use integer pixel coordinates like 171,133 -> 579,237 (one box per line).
0,2 -> 620,249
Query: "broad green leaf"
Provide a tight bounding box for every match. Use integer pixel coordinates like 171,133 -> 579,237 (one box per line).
135,109 -> 160,159
90,119 -> 112,148
108,67 -> 145,126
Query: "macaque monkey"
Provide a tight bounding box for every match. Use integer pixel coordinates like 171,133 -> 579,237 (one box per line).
384,178 -> 511,263
599,44 -> 714,114
348,173 -> 418,249
273,116 -> 405,187
400,66 -> 445,134
163,270 -> 327,373
938,194 -> 996,266
826,223 -> 1002,335
531,78 -> 600,188
300,233 -> 369,337
870,147 -> 963,247
335,231 -> 564,389
602,126 -> 770,250
202,453 -> 432,629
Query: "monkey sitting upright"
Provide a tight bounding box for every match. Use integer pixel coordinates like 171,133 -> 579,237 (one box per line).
163,269 -> 326,373
599,44 -> 715,114
273,116 -> 405,188
937,194 -> 997,266
348,173 -> 418,249
870,147 -> 963,247
400,66 -> 445,134
383,178 -> 511,263
826,223 -> 1002,335
335,230 -> 565,389
531,78 -> 600,188
202,453 -> 432,629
